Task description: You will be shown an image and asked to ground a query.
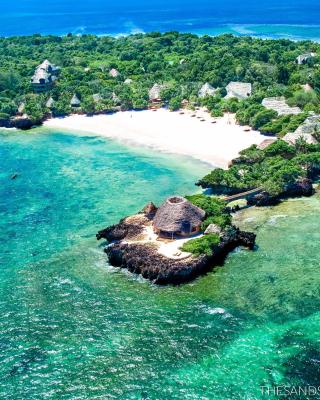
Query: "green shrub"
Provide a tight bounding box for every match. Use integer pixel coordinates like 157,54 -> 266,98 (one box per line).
0,112 -> 10,119
201,214 -> 231,231
180,234 -> 220,256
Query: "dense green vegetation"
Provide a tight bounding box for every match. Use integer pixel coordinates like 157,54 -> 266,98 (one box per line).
185,194 -> 232,229
0,32 -> 320,127
180,233 -> 220,256
198,140 -> 320,196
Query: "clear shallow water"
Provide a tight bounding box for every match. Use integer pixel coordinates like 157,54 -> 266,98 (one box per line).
1,128 -> 320,399
1,0 -> 320,40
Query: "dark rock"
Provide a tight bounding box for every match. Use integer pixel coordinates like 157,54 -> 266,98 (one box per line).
102,224 -> 256,285
247,191 -> 280,207
285,178 -> 314,197
11,117 -> 35,130
96,217 -> 145,241
248,178 -> 314,207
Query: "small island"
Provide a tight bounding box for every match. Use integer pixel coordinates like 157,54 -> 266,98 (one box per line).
97,195 -> 256,285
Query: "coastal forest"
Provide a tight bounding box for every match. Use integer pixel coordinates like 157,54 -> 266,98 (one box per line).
0,32 -> 319,127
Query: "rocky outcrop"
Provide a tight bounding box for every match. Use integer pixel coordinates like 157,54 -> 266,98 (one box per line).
0,116 -> 36,130
248,178 -> 314,206
98,218 -> 256,285
96,217 -> 146,241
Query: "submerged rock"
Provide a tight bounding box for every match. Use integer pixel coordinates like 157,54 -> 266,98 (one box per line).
248,179 -> 314,207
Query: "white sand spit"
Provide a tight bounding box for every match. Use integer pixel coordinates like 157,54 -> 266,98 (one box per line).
44,109 -> 270,168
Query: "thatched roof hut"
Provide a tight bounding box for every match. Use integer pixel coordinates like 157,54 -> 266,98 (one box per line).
70,94 -> 81,107
31,59 -> 59,93
262,97 -> 301,116
283,114 -> 320,145
225,82 -> 252,100
198,83 -> 217,98
153,196 -> 205,237
46,97 -> 55,109
37,59 -> 59,74
296,53 -> 316,65
149,84 -> 165,101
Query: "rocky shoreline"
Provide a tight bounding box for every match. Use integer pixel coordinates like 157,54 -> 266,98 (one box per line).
96,206 -> 256,285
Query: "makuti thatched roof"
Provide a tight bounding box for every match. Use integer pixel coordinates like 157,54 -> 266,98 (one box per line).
149,84 -> 166,100
296,52 -> 316,65
70,94 -> 81,107
198,83 -> 217,98
225,82 -> 252,100
31,68 -> 52,84
37,59 -> 59,73
262,97 -> 301,116
46,97 -> 55,108
153,196 -> 205,233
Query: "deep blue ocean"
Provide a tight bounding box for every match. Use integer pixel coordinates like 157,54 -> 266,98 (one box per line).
1,0 -> 320,40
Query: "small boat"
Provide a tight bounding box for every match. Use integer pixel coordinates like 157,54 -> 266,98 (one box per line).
10,173 -> 18,180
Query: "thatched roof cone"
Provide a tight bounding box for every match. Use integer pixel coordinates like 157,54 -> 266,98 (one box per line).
70,94 -> 81,107
153,196 -> 205,233
46,97 -> 55,108
225,82 -> 252,100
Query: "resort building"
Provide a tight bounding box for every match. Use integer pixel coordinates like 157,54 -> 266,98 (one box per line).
149,84 -> 165,103
225,82 -> 252,100
283,114 -> 320,145
198,83 -> 218,98
153,196 -> 206,238
262,97 -> 301,116
46,97 -> 55,109
70,94 -> 81,108
296,53 -> 316,65
31,60 -> 59,93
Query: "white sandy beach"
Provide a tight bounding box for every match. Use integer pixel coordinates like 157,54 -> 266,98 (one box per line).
44,109 -> 270,168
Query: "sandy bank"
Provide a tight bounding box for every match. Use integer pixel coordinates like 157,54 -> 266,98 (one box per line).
44,109 -> 270,168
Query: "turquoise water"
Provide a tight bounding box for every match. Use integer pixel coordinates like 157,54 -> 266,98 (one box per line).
1,128 -> 320,399
1,0 -> 320,40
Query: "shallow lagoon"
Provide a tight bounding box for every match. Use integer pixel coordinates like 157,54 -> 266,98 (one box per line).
1,128 -> 319,399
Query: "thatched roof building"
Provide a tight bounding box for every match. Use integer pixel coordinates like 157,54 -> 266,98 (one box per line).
283,114 -> 320,145
46,97 -> 55,109
198,83 -> 218,98
31,59 -> 59,93
262,97 -> 301,116
70,94 -> 81,107
149,84 -> 166,101
225,82 -> 252,100
153,196 -> 205,237
296,53 -> 316,65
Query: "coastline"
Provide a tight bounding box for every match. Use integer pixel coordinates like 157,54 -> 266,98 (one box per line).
44,109 -> 269,168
